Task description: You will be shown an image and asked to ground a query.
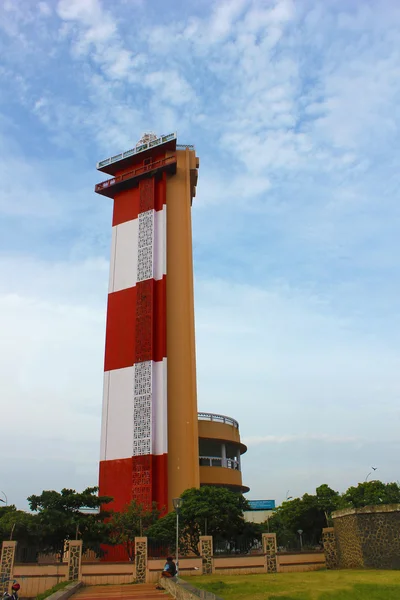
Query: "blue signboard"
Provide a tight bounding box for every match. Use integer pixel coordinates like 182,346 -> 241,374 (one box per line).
247,500 -> 276,511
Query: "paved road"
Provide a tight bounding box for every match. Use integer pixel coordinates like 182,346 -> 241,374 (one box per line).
74,583 -> 168,600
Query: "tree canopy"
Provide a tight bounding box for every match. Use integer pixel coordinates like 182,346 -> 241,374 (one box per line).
0,505 -> 38,546
27,487 -> 113,560
2,479 -> 399,560
109,500 -> 160,561
342,480 -> 400,508
147,486 -> 251,555
268,480 -> 400,549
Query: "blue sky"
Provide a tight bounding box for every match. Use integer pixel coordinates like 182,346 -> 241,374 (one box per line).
1,0 -> 400,508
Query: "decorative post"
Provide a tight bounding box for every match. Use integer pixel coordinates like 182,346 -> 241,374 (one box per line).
67,540 -> 82,581
0,542 -> 17,593
322,527 -> 338,569
262,533 -> 277,573
199,536 -> 213,575
135,537 -> 148,584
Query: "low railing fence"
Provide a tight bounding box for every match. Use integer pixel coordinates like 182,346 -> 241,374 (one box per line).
147,538 -> 173,559
199,456 -> 240,470
213,535 -> 262,556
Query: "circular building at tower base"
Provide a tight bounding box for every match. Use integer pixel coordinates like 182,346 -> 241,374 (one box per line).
198,412 -> 249,494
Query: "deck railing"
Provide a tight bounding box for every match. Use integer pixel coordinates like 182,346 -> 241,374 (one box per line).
198,412 -> 239,429
95,155 -> 177,192
97,132 -> 177,169
199,456 -> 240,470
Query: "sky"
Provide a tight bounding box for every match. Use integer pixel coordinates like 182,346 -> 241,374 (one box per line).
1,0 -> 400,510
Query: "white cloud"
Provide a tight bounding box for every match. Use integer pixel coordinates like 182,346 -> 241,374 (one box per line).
38,2 -> 51,17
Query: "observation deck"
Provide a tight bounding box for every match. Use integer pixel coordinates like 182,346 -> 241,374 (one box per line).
96,132 -> 177,175
94,155 -> 177,198
197,412 -> 249,494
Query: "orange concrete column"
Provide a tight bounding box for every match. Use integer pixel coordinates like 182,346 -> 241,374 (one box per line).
166,148 -> 200,508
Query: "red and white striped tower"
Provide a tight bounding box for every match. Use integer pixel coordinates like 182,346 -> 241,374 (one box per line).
95,134 -> 200,554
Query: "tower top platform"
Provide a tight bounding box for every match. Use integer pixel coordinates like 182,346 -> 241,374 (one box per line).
96,132 -> 177,175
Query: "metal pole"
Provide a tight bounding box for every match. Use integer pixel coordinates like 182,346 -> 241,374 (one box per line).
1,491 -> 8,506
176,509 -> 179,577
297,529 -> 303,551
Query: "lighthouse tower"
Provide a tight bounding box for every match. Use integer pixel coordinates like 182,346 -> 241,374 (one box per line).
95,133 -> 200,519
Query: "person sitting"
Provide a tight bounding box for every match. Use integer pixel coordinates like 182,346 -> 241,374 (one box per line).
161,556 -> 177,578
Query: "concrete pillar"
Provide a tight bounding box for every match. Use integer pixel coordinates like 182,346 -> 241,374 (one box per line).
322,527 -> 339,569
262,533 -> 277,573
0,541 -> 17,594
199,536 -> 213,575
67,540 -> 82,581
135,537 -> 148,583
221,443 -> 227,468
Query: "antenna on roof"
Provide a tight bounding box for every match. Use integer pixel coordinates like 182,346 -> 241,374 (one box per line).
136,132 -> 158,148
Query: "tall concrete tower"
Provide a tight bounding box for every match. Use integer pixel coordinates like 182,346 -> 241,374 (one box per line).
95,133 -> 200,516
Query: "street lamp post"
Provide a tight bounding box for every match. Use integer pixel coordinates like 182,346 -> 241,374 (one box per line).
297,529 -> 303,551
0,491 -> 7,506
172,498 -> 183,577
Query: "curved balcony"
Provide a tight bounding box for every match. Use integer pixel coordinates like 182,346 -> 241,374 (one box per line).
197,412 -> 249,494
198,413 -> 247,454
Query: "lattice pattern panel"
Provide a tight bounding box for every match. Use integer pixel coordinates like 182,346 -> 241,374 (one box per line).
133,177 -> 155,501
135,539 -> 148,583
139,178 -> 155,213
67,542 -> 82,581
136,279 -> 153,317
133,395 -> 151,455
137,183 -> 154,283
132,455 -> 152,509
138,210 -> 153,248
200,538 -> 213,575
263,534 -> 277,573
0,544 -> 15,591
137,245 -> 153,283
134,360 -> 152,396
133,361 -> 152,456
135,314 -> 153,362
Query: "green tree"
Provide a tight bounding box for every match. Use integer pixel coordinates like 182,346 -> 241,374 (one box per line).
268,485 -> 340,548
342,480 -> 400,508
316,484 -> 342,526
109,500 -> 160,561
28,487 -> 113,561
0,506 -> 38,546
147,486 -> 249,555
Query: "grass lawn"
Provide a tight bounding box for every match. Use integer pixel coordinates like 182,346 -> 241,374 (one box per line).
183,570 -> 400,599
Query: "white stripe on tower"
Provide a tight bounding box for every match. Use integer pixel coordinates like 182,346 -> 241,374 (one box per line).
108,208 -> 166,294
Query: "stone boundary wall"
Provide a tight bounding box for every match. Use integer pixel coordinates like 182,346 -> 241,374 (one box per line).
4,533 -> 327,596
322,528 -> 338,570
332,503 -> 400,570
277,551 -> 325,573
13,564 -> 68,598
